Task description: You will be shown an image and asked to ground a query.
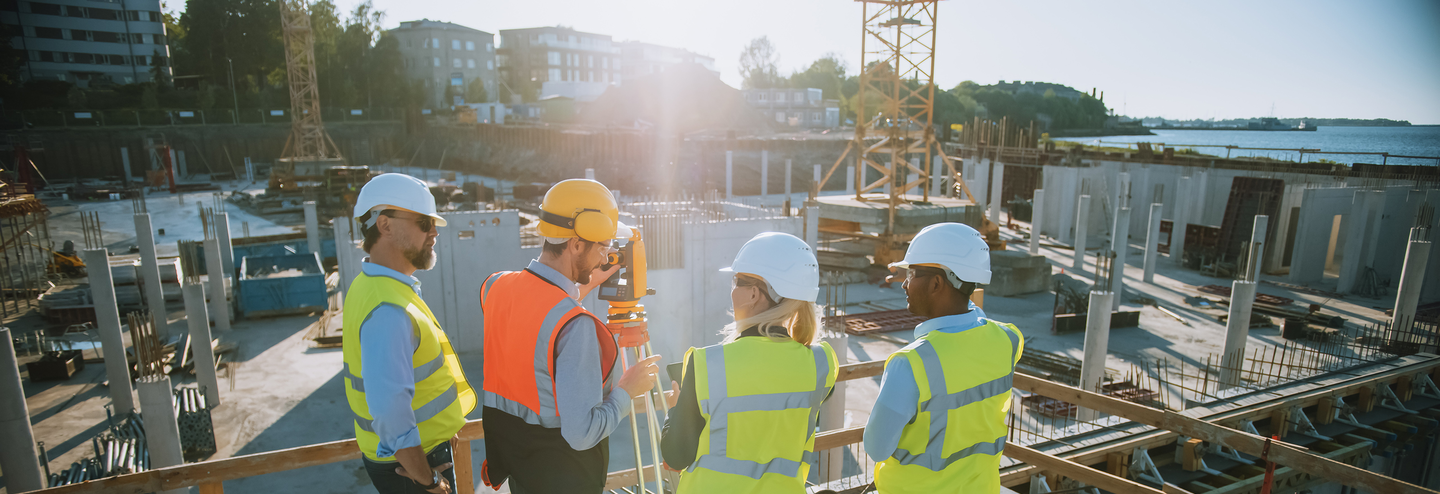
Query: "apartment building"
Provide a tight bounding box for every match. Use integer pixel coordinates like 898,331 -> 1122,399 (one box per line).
497,26 -> 619,102
743,87 -> 841,129
389,19 -> 496,108
1,0 -> 172,86
619,41 -> 716,81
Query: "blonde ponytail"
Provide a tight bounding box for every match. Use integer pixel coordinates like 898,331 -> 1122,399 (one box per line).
722,298 -> 820,346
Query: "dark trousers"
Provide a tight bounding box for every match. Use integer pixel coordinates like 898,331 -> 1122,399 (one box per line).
362,441 -> 457,494
482,406 -> 610,494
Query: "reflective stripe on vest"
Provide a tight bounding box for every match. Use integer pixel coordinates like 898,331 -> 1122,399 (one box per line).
885,320 -> 1021,471
481,270 -> 617,429
683,338 -> 836,487
342,273 -> 477,462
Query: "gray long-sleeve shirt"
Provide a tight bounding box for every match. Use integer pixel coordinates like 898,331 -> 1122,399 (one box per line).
521,260 -> 632,451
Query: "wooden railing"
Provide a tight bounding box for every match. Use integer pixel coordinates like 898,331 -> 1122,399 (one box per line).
22,356 -> 1440,494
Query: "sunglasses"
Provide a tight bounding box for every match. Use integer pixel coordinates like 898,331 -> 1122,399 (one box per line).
384,212 -> 435,233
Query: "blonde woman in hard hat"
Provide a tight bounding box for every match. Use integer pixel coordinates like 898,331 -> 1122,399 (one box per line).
864,222 -> 1024,493
660,232 -> 839,493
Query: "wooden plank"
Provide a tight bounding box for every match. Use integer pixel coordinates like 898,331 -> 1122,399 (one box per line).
25,438 -> 362,494
1105,451 -> 1130,478
1003,443 -> 1166,494
837,360 -> 886,383
1358,386 -> 1375,412
1271,408 -> 1290,439
197,482 -> 224,494
1317,396 -> 1335,425
1182,438 -> 1203,472
815,426 -> 865,451
453,439 -> 474,494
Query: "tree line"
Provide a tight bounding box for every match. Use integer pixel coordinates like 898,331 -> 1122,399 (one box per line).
739,36 -> 1111,132
0,0 -> 490,112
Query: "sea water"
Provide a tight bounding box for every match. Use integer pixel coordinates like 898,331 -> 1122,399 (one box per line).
1057,126 -> 1440,166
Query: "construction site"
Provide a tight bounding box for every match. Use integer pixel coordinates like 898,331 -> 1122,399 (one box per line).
3,1 -> 1440,493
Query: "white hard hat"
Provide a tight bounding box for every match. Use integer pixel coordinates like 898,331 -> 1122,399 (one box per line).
889,222 -> 991,285
354,173 -> 447,228
719,232 -> 820,302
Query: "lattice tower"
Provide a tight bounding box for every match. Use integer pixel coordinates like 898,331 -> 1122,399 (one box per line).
279,0 -> 342,160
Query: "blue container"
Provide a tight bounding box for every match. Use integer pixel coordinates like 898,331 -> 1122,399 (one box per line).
238,253 -> 328,318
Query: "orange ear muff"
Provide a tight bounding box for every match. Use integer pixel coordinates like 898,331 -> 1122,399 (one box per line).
573,209 -> 614,242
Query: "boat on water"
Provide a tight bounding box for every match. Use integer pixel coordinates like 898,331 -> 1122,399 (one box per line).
1247,117 -> 1318,131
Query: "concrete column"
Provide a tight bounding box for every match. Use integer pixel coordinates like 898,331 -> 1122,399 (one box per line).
1077,291 -> 1115,422
1111,206 -> 1132,311
0,327 -> 45,492
134,214 -> 168,337
585,168 -> 595,180
1030,189 -> 1044,255
84,248 -> 136,413
137,376 -> 186,493
784,159 -> 792,197
1193,171 -> 1209,225
215,212 -> 235,278
988,160 -> 1005,226
932,155 -> 945,197
1219,281 -> 1257,390
725,151 -> 734,199
804,202 -> 820,253
121,147 -> 133,183
812,164 -> 821,199
205,238 -> 232,332
1143,203 -> 1163,283
1172,177 -> 1192,266
184,282 -> 221,407
760,150 -> 769,196
818,331 -> 848,482
1073,195 -> 1091,271
845,165 -> 855,194
304,201 -> 321,256
971,158 -> 989,208
1248,216 -> 1269,282
1392,229 -> 1432,332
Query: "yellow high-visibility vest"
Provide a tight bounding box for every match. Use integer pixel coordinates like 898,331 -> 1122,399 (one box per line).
342,272 -> 477,462
677,337 -> 838,493
874,320 -> 1023,493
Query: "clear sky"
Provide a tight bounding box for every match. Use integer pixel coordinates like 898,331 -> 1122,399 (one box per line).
198,0 -> 1440,123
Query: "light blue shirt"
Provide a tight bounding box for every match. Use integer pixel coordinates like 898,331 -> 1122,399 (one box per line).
864,302 -> 988,462
357,260 -> 425,459
525,260 -> 633,451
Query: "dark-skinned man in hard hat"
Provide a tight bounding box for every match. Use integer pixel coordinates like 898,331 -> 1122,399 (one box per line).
343,173 -> 476,494
864,222 -> 1024,493
479,179 -> 665,493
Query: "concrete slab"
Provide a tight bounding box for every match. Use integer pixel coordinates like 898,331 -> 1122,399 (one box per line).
816,194 -> 980,235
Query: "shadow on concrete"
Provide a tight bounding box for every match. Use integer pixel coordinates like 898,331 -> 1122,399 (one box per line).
227,314 -> 317,363
40,417 -> 110,465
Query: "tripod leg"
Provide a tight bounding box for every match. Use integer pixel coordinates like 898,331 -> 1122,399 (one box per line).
623,350 -> 647,493
636,346 -> 666,492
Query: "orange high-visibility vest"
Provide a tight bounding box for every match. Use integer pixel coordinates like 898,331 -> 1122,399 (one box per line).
481,269 -> 617,422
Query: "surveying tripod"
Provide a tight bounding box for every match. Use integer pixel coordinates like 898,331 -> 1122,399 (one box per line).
598,227 -> 673,493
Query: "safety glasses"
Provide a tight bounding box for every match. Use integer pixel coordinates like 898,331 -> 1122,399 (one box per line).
384,212 -> 435,233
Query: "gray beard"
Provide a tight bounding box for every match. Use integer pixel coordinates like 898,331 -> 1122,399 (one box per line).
406,246 -> 436,270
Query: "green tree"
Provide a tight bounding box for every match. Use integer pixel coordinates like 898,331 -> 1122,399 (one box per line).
178,0 -> 283,97
66,86 -> 87,108
788,53 -> 846,100
142,84 -> 159,109
466,78 -> 489,103
738,36 -> 783,89
199,81 -> 216,109
150,48 -> 172,88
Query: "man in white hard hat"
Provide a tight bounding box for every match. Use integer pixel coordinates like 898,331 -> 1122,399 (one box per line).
342,173 -> 476,494
863,222 -> 1024,493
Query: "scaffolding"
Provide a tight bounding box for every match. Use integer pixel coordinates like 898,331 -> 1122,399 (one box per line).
277,0 -> 342,162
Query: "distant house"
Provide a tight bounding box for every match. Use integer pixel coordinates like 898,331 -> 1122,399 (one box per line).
3,0 -> 173,86
538,94 -> 575,123
498,26 -> 620,104
741,88 -> 840,129
389,19 -> 497,108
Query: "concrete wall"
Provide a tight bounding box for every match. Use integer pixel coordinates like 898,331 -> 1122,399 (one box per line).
1288,186 -> 1357,284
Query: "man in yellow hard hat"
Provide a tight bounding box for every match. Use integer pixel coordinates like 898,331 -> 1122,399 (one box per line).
343,173 -> 476,494
479,179 -> 662,493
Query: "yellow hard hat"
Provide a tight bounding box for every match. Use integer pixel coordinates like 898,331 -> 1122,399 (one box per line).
538,179 -> 632,241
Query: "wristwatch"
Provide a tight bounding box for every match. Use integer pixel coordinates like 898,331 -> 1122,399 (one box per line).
418,470 -> 441,490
